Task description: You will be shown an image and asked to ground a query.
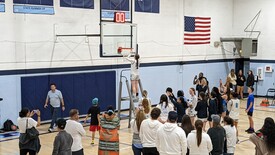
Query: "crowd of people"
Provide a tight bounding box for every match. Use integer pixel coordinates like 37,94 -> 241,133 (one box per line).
16,68 -> 275,155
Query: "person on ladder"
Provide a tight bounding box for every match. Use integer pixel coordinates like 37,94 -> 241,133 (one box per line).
125,53 -> 140,100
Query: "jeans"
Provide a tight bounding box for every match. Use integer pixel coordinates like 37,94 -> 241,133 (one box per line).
50,106 -> 60,129
132,144 -> 142,155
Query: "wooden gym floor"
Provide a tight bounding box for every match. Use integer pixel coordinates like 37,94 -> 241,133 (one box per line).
1,97 -> 274,155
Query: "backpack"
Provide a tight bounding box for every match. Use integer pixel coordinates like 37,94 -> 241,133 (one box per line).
3,119 -> 16,131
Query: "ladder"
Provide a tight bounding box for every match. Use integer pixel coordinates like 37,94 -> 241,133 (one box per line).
117,69 -> 143,128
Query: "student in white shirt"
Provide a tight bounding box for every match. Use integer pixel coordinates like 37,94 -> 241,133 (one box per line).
228,92 -> 240,141
223,116 -> 237,155
140,108 -> 162,155
156,111 -> 187,155
187,120 -> 212,155
156,94 -> 174,123
187,87 -> 198,127
65,109 -> 86,155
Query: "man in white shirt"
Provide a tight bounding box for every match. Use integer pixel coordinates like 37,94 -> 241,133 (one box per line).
140,108 -> 162,155
65,109 -> 86,155
44,83 -> 65,132
156,111 -> 187,155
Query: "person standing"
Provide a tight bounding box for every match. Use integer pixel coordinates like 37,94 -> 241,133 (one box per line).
126,53 -> 140,99
207,115 -> 225,155
223,116 -> 237,155
52,118 -> 73,155
140,108 -> 162,155
131,110 -> 146,155
181,115 -> 194,155
245,87 -> 255,133
236,70 -> 246,99
65,109 -> 86,155
246,70 -> 255,88
195,92 -> 208,131
44,83 -> 65,132
228,92 -> 240,142
188,88 -> 198,127
84,98 -> 101,145
156,94 -> 174,123
228,69 -> 237,90
156,111 -> 187,155
18,108 -> 41,155
98,106 -> 120,155
187,120 -> 212,155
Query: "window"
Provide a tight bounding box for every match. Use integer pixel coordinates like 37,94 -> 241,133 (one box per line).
60,0 -> 94,9
101,0 -> 129,11
135,0 -> 159,13
0,0 -> 5,3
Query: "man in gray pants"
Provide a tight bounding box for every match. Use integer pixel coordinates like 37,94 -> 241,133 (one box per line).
44,83 -> 65,132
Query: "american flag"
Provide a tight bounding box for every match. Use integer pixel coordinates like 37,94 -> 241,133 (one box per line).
184,16 -> 211,45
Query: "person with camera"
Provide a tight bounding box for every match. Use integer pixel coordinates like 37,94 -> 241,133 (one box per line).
18,108 -> 41,155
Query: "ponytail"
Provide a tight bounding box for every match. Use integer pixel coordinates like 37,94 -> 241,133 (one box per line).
135,54 -> 140,69
195,120 -> 203,147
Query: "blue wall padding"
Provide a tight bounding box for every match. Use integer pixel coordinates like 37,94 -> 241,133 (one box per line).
21,71 -> 116,121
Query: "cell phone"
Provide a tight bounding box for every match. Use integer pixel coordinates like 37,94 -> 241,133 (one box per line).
33,110 -> 38,113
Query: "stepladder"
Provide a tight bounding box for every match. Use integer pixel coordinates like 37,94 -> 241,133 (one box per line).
117,69 -> 143,128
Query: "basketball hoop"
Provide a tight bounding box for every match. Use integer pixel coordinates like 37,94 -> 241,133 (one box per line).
117,47 -> 134,55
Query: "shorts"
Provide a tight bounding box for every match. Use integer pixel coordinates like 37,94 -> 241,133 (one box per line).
233,119 -> 239,122
197,118 -> 207,122
131,74 -> 140,81
247,111 -> 253,117
89,125 -> 101,132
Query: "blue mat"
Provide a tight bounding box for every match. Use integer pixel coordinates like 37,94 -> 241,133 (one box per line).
0,131 -> 20,142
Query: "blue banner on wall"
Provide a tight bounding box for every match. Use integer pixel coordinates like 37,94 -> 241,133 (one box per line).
21,71 -> 116,121
0,4 -> 4,12
13,4 -> 54,14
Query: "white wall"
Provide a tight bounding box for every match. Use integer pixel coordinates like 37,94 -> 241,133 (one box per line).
0,0 -> 237,71
233,0 -> 275,60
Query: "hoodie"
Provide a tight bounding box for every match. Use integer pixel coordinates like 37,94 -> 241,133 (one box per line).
156,122 -> 187,155
140,118 -> 163,148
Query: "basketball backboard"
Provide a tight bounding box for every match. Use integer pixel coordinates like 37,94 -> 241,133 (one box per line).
100,22 -> 137,57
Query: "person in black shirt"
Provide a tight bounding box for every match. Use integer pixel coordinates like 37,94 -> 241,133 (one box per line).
195,92 -> 208,131
169,93 -> 188,123
207,115 -> 225,155
236,70 -> 246,99
84,98 -> 101,145
246,70 -> 255,87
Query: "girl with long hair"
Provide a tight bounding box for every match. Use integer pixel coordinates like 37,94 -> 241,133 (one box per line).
236,70 -> 246,99
195,92 -> 208,131
250,117 -> 275,155
141,98 -> 151,118
126,53 -> 140,99
131,110 -> 146,155
188,88 -> 198,126
187,120 -> 212,155
247,70 -> 255,87
156,94 -> 174,123
223,116 -> 237,154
